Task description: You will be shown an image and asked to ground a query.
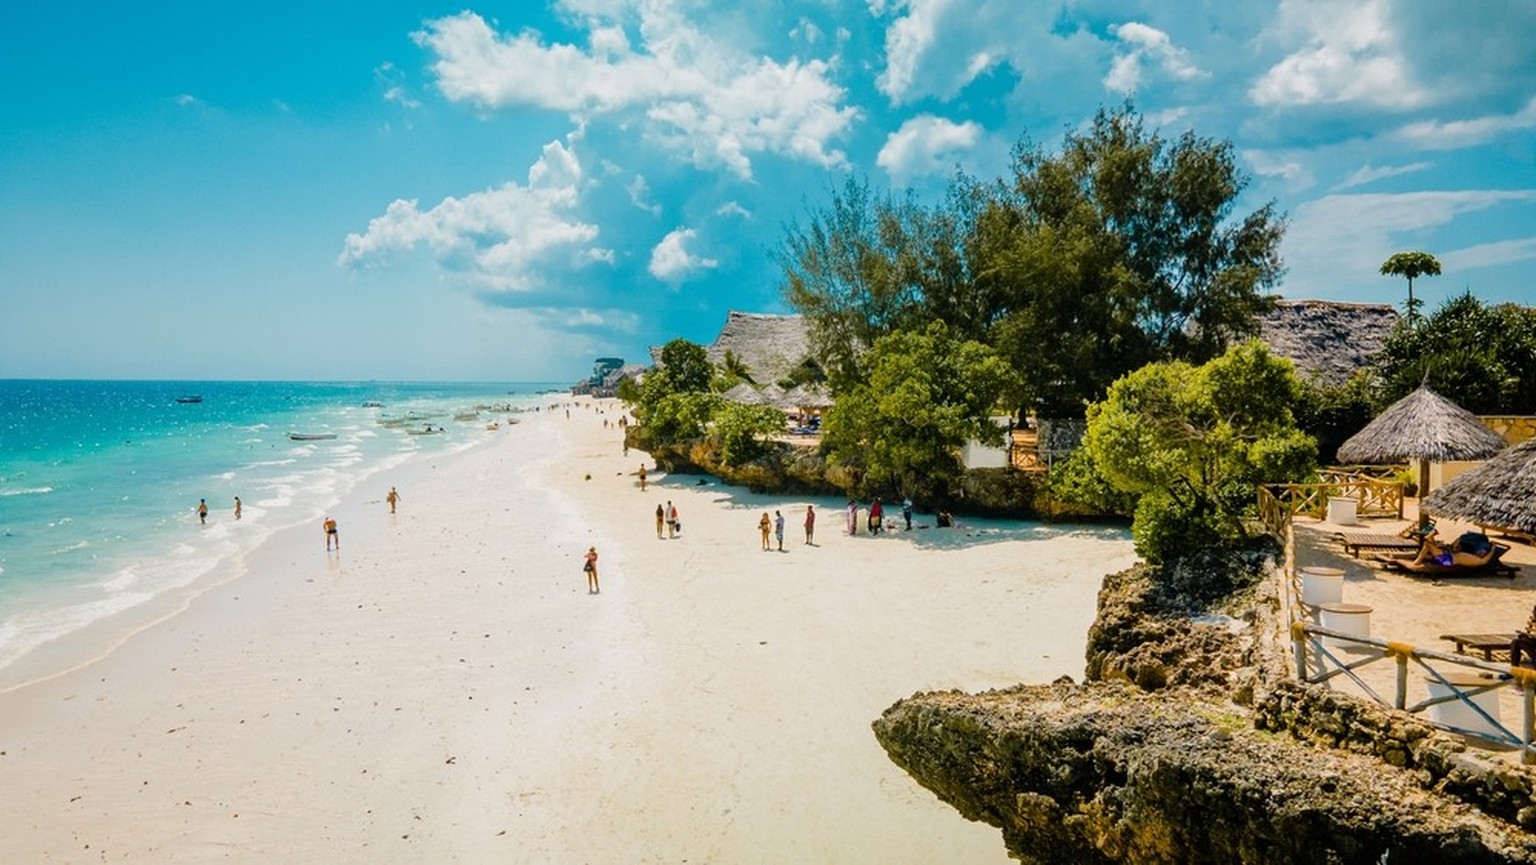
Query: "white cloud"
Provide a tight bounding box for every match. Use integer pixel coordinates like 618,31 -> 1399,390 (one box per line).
1334,161 -> 1432,190
1283,189 -> 1536,295
1242,149 -> 1313,189
1103,22 -> 1204,95
716,201 -> 751,219
1250,0 -> 1426,109
1394,97 -> 1536,151
626,174 -> 662,215
174,93 -> 202,108
414,9 -> 855,179
1440,237 -> 1536,272
338,137 -> 607,290
648,227 -> 717,283
876,115 -> 981,181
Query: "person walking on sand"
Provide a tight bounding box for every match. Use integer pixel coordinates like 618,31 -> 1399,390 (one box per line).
386,486 -> 400,513
668,502 -> 679,538
846,499 -> 857,536
774,510 -> 785,551
804,505 -> 816,545
901,497 -> 913,531
638,464 -> 648,492
583,546 -> 600,594
323,516 -> 339,551
233,496 -> 242,520
197,498 -> 208,525
759,512 -> 772,550
655,503 -> 666,539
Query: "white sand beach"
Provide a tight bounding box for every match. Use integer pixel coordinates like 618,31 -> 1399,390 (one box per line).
0,398 -> 1137,863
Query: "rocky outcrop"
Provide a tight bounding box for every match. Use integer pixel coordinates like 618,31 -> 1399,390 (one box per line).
874,684 -> 1536,864
874,558 -> 1536,862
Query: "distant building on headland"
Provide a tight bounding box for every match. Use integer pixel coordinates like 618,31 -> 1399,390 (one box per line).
571,357 -> 644,397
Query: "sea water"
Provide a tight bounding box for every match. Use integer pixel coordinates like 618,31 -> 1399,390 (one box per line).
0,380 -> 566,684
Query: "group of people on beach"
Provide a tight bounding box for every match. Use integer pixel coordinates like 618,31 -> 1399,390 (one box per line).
759,507 -> 817,551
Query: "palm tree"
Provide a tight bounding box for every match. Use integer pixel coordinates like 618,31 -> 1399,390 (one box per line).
1380,251 -> 1441,326
720,350 -> 755,385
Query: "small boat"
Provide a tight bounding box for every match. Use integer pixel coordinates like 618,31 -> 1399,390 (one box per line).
288,433 -> 338,441
406,426 -> 443,436
175,395 -> 203,404
362,401 -> 384,408
453,411 -> 480,421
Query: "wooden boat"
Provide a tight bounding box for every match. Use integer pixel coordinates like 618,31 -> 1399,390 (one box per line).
288,433 -> 338,441
175,395 -> 203,404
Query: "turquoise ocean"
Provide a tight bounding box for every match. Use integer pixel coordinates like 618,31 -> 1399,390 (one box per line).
0,380 -> 565,682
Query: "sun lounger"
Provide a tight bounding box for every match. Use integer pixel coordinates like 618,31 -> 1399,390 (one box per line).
1373,542 -> 1517,578
1333,531 -> 1418,558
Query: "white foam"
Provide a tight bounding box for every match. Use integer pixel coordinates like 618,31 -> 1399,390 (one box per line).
0,486 -> 54,497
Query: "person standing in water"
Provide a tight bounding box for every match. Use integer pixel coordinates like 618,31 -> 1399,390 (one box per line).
323,516 -> 339,551
197,498 -> 208,525
233,496 -> 242,520
386,486 -> 400,513
583,546 -> 600,594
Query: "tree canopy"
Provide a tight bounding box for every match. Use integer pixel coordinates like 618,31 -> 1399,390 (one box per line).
1373,291 -> 1536,414
779,104 -> 1284,416
820,321 -> 1013,499
1084,340 -> 1316,563
1379,251 -> 1441,324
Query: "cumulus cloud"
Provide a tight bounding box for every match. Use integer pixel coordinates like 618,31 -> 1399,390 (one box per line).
1103,22 -> 1205,95
1394,97 -> 1536,151
1249,0 -> 1426,109
648,227 -> 717,283
1242,149 -> 1313,189
876,115 -> 981,181
413,9 -> 855,179
338,137 -> 607,290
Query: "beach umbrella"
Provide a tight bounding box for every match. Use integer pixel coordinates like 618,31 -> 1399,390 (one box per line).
1336,385 -> 1507,527
781,383 -> 833,410
1423,438 -> 1536,536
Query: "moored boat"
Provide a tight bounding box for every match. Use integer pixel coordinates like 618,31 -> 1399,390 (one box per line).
175,395 -> 203,404
288,432 -> 338,441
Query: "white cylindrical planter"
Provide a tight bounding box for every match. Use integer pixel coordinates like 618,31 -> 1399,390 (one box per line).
1327,496 -> 1358,525
1318,602 -> 1371,651
1300,567 -> 1345,607
1426,673 -> 1503,738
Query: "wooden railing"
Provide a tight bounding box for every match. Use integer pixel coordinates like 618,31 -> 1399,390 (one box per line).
1292,622 -> 1536,763
1258,477 -> 1404,522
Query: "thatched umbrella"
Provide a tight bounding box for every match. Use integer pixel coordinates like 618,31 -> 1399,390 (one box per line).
781,383 -> 832,410
1422,438 -> 1536,535
1336,385 -> 1507,527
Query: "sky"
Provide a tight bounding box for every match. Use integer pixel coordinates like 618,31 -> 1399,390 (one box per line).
2,0 -> 1533,382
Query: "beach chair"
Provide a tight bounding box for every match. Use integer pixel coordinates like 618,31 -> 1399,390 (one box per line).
1333,531 -> 1418,558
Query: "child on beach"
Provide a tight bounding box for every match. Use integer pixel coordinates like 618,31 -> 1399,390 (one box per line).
583,546 -> 600,594
323,516 -> 339,550
759,512 -> 772,550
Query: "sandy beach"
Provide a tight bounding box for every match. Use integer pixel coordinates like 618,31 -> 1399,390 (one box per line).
0,397 -> 1137,863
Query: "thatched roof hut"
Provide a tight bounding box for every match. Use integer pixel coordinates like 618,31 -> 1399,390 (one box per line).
650,312 -> 813,385
1337,385 -> 1507,525
1422,438 -> 1536,535
780,383 -> 832,410
1257,300 -> 1400,386
721,382 -> 772,406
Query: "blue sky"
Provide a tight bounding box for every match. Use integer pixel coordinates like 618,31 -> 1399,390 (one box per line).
2,0 -> 1533,382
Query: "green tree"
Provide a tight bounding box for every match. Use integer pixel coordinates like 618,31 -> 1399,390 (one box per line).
1373,291 -> 1536,414
821,322 -> 1013,498
1084,340 -> 1316,563
984,104 -> 1284,415
715,349 -> 755,390
709,402 -> 787,466
1379,251 -> 1441,325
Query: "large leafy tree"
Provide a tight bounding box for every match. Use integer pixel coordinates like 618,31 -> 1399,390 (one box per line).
1373,291 -> 1536,414
631,338 -> 715,436
821,322 -> 1013,499
984,104 -> 1284,415
1084,340 -> 1316,563
1379,251 -> 1441,325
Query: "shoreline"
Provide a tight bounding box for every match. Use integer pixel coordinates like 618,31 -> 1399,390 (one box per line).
0,398 -> 1137,862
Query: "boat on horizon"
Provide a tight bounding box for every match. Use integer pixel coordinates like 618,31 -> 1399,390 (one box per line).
288,432 -> 338,441
175,395 -> 203,404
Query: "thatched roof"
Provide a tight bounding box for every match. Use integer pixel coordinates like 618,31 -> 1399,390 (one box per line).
721,382 -> 772,406
1336,385 -> 1508,464
1423,438 -> 1536,534
651,312 -> 812,384
1258,300 -> 1400,386
780,383 -> 832,409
